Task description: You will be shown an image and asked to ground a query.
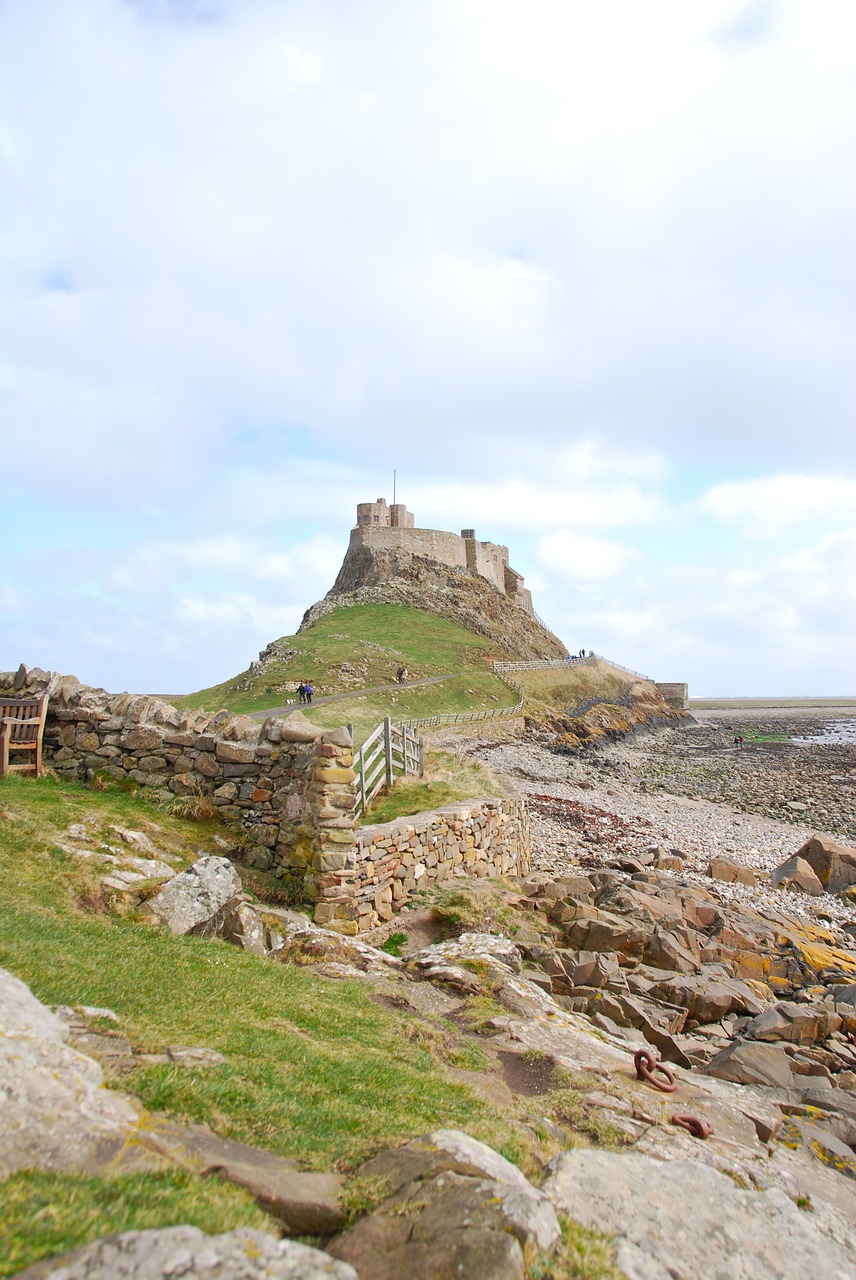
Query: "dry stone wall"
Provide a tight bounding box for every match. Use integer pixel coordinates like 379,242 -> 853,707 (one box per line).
0,665 -> 355,904
2,665 -> 530,935
315,798 -> 530,934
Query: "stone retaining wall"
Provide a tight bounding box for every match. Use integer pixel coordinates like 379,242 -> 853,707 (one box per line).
315,798 -> 530,934
0,665 -> 354,904
656,683 -> 689,710
2,665 -> 530,934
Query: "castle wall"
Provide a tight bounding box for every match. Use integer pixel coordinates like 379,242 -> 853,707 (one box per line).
655,682 -> 689,710
469,539 -> 509,594
345,500 -> 535,615
348,525 -> 469,571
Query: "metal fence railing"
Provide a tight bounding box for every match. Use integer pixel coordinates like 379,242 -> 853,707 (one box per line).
400,676 -> 524,733
590,653 -> 653,682
492,656 -> 597,673
492,654 -> 654,682
353,716 -> 424,818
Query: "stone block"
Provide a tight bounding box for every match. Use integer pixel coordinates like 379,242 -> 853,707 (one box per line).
313,766 -> 356,785
138,755 -> 168,772
195,752 -> 220,778
120,728 -> 164,751
216,741 -> 256,764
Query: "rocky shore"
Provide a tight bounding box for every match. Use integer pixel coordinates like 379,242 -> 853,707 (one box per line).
462,705 -> 856,930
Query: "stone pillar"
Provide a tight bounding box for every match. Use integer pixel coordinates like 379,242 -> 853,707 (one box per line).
303,726 -> 362,934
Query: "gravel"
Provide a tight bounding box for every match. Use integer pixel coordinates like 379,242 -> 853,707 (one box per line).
446,707 -> 856,931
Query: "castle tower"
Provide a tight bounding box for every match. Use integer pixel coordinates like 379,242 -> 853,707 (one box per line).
355,498 -> 414,529
348,501 -> 530,615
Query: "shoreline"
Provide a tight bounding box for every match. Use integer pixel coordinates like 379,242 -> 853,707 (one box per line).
463,704 -> 856,932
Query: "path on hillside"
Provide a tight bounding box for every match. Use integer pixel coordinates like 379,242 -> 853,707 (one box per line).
248,673 -> 456,720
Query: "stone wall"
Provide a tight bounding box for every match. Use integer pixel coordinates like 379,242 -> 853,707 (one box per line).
346,525 -> 470,572
315,798 -> 531,935
0,665 -> 355,903
2,665 -> 530,935
656,683 -> 689,710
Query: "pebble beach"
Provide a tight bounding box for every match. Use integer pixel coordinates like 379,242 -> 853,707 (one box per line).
451,703 -> 856,930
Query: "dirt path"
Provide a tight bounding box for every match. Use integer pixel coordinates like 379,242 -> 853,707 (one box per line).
248,673 -> 455,720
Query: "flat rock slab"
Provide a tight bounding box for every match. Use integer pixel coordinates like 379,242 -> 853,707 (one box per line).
543,1149 -> 856,1280
12,1226 -> 358,1279
139,1121 -> 346,1235
703,1039 -> 795,1089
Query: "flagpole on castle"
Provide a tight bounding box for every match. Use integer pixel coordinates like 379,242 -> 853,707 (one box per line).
393,469 -> 396,506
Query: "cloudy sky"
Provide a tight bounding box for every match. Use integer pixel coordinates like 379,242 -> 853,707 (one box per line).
1,0 -> 853,697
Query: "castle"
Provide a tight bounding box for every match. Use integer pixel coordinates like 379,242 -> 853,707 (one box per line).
350,499 -> 534,615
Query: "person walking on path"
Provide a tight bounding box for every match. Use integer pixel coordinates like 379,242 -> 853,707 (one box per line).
305,683 -> 314,705
297,683 -> 306,704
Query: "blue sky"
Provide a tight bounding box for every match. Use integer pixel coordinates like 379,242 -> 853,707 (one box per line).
1,0 -> 854,696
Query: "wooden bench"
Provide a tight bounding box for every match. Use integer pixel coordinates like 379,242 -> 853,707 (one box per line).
0,694 -> 49,779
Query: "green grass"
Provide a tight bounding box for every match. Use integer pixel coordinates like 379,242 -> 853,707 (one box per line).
0,1170 -> 270,1278
0,773 -> 535,1269
359,747 -> 509,826
303,671 -> 518,747
529,1215 -> 622,1280
0,775 -> 494,1169
167,604 -> 518,730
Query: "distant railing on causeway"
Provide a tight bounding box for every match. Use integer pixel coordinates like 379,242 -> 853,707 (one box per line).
492,653 -> 654,682
352,716 -> 424,818
492,656 -> 596,673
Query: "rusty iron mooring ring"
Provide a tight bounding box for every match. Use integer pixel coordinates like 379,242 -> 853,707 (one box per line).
671,1114 -> 714,1140
633,1048 -> 677,1093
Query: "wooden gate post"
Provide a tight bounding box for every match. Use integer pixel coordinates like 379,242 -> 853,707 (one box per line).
383,716 -> 393,789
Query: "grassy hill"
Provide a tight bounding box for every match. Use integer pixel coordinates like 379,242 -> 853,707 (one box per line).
171,604 -> 521,736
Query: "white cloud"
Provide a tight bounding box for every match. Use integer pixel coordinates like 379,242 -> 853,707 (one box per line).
109,534 -> 341,591
174,593 -> 299,635
698,475 -> 856,538
537,532 -> 641,579
0,0 -> 854,696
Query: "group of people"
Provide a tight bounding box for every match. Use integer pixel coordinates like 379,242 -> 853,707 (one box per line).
296,681 -> 314,704
567,649 -> 589,663
396,666 -> 410,684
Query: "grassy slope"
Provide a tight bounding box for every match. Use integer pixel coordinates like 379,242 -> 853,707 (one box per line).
169,604 -> 518,728
360,747 -> 511,826
0,774 -> 524,1274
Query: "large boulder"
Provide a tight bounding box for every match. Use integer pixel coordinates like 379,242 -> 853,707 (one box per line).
329,1130 -> 560,1280
770,855 -> 824,897
542,1149 -> 856,1280
0,968 -> 143,1178
142,856 -> 243,936
703,1040 -> 794,1089
794,836 -> 856,895
13,1227 -> 357,1279
745,1001 -> 841,1044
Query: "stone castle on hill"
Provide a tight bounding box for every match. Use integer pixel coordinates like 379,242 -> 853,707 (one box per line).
299,497 -> 567,660
349,498 -> 534,616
